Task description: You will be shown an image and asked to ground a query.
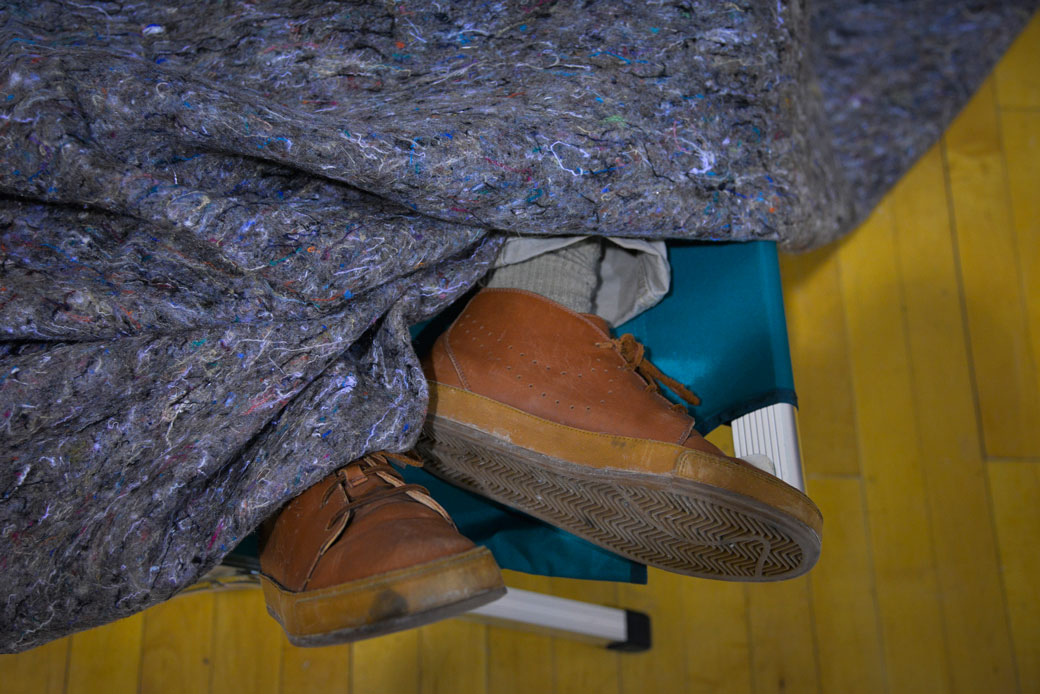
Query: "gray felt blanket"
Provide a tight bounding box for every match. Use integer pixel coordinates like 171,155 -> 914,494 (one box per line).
1,1 -> 1034,652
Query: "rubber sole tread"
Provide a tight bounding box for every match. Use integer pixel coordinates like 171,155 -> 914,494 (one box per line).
418,417 -> 820,581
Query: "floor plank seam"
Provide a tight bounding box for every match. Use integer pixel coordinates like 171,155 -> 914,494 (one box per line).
943,90 -> 1027,691
62,635 -> 72,694
207,594 -> 219,694
993,84 -> 1040,459
981,86 -> 1031,690
831,241 -> 868,483
990,88 -> 1035,694
855,476 -> 891,694
891,198 -> 957,692
803,576 -> 824,694
893,177 -> 986,692
835,234 -> 894,694
135,615 -> 146,694
805,473 -> 865,481
938,137 -> 991,466
982,462 -> 1026,694
742,585 -> 757,694
986,456 -> 1040,464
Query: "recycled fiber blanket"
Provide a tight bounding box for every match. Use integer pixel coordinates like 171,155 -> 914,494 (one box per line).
1,1 -> 1034,651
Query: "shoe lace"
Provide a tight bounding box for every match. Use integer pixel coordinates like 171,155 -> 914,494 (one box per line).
596,333 -> 701,413
314,450 -> 454,562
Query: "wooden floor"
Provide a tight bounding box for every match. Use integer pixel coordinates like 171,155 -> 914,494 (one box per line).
4,15 -> 1039,694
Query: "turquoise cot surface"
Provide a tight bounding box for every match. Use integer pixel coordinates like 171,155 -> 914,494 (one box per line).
618,240 -> 796,435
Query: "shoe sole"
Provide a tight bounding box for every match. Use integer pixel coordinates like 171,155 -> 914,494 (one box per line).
418,385 -> 822,582
261,546 -> 505,647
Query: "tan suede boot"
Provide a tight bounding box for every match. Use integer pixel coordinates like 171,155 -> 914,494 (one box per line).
259,451 -> 505,646
419,289 -> 822,581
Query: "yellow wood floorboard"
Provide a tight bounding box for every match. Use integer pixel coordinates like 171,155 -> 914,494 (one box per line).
994,12 -> 1040,110
280,638 -> 351,694
0,636 -> 69,694
418,618 -> 487,694
210,589 -> 282,694
838,200 -> 952,693
999,109 -> 1040,414
780,247 -> 862,478
351,625 -> 420,694
139,593 -> 215,694
66,612 -> 144,694
549,577 -> 620,694
891,144 -> 1018,693
987,462 -> 1040,692
746,577 -> 819,694
681,578 -> 752,694
487,571 -> 555,694
804,477 -> 885,694
944,78 -> 1040,459
618,568 -> 690,694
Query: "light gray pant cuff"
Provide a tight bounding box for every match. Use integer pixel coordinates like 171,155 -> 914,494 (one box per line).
485,237 -> 601,315
487,236 -> 670,326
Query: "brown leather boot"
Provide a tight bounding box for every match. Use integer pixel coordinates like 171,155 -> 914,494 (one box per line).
419,288 -> 822,581
258,451 -> 505,646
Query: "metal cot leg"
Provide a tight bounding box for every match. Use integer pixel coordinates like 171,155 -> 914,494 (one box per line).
731,402 -> 805,493
464,587 -> 651,653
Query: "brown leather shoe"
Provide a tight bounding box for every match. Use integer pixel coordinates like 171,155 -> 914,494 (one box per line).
258,451 -> 505,646
419,289 -> 822,581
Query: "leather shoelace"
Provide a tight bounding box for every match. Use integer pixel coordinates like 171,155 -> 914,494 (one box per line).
313,451 -> 454,567
596,333 -> 701,413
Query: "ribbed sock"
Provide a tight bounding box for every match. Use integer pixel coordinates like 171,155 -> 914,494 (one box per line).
485,238 -> 602,314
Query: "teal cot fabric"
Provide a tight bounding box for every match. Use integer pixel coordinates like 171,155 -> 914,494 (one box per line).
618,241 -> 796,435
389,241 -> 794,583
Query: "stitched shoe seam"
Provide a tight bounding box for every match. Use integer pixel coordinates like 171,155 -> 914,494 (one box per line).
443,326 -> 470,390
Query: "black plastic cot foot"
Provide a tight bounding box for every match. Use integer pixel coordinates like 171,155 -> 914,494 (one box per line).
607,609 -> 652,653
